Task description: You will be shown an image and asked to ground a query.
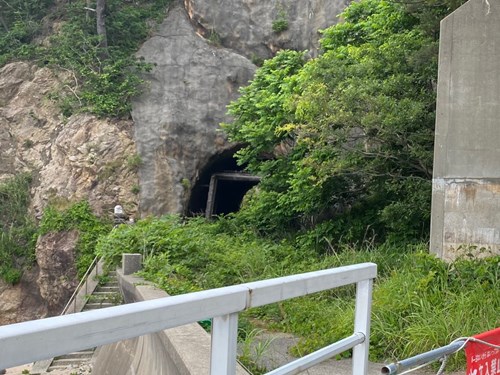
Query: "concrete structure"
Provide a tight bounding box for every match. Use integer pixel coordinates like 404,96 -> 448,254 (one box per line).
122,253 -> 142,275
92,270 -> 249,375
430,0 -> 500,260
0,263 -> 376,374
205,172 -> 260,218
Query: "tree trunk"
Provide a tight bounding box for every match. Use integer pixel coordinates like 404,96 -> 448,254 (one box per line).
96,0 -> 109,60
0,4 -> 10,32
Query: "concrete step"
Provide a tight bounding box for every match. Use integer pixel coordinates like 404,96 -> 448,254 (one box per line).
83,302 -> 117,310
55,351 -> 94,359
92,291 -> 118,296
95,287 -> 120,295
87,294 -> 123,305
50,358 -> 88,368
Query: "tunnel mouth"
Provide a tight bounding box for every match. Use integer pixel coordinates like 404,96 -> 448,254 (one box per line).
187,149 -> 260,218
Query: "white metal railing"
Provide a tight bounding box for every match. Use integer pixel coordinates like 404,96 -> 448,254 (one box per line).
61,255 -> 101,315
0,262 -> 376,375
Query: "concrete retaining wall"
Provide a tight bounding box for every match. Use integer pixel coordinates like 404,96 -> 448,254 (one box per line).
91,269 -> 248,375
430,0 -> 500,260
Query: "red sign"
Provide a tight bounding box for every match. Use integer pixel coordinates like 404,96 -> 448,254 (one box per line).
466,327 -> 500,375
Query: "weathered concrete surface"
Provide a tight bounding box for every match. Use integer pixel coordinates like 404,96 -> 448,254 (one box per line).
92,270 -> 249,375
184,0 -> 348,60
132,4 -> 256,216
430,0 -> 500,259
122,253 -> 142,275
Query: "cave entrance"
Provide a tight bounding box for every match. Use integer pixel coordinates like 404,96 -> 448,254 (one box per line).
187,149 -> 260,218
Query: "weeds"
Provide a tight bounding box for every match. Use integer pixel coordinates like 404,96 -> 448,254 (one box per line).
95,216 -> 500,370
39,201 -> 112,277
0,173 -> 36,284
238,328 -> 274,374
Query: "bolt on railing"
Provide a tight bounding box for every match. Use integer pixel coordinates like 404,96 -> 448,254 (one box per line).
0,262 -> 376,375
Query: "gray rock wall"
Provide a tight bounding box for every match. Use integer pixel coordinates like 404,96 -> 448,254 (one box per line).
132,5 -> 257,216
0,62 -> 140,324
133,0 -> 348,217
0,62 -> 139,219
184,0 -> 348,60
430,0 -> 500,259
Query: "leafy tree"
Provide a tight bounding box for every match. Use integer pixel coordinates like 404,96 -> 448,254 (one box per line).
0,0 -> 53,65
223,0 -> 455,245
96,0 -> 109,60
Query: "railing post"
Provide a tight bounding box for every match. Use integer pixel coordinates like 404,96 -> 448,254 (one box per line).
352,278 -> 373,375
210,313 -> 239,374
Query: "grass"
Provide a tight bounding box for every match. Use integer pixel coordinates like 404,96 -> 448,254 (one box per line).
0,173 -> 36,284
95,215 -> 500,370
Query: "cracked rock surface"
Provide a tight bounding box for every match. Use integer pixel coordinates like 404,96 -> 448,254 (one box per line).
133,0 -> 348,216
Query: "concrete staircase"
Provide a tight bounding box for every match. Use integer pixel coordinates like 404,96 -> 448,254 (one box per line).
45,271 -> 122,373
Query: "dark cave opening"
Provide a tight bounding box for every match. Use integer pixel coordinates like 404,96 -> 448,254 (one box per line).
187,149 -> 260,217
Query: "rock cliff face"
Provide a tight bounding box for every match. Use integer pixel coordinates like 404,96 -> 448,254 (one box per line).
184,0 -> 348,60
0,230 -> 79,324
133,0 -> 347,217
0,0 -> 347,323
0,62 -> 139,324
0,62 -> 139,218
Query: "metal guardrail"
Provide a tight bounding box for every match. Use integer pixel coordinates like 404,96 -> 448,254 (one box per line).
0,262 -> 376,375
31,256 -> 104,374
61,255 -> 100,315
381,340 -> 467,374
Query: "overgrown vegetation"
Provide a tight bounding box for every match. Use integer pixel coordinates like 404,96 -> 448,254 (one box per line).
0,174 -> 36,284
223,0 -> 446,247
0,0 -> 171,117
0,176 -> 110,283
1,0 -> 485,371
272,9 -> 288,33
92,0 -> 485,370
96,215 -> 499,370
38,201 -> 112,277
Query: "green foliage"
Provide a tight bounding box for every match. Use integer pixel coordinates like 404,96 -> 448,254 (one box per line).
44,0 -> 162,117
272,6 -> 289,33
0,0 -> 171,118
223,0 -> 449,245
96,215 -> 499,370
272,19 -> 288,33
207,29 -> 221,46
0,173 -> 36,284
223,50 -> 307,171
39,201 -> 112,276
238,328 -> 274,374
126,153 -> 142,171
97,215 -> 306,293
0,0 -> 52,65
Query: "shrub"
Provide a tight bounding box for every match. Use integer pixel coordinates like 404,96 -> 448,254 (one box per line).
96,217 -> 499,370
1,0 -> 171,118
0,173 -> 36,284
38,201 -> 112,276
